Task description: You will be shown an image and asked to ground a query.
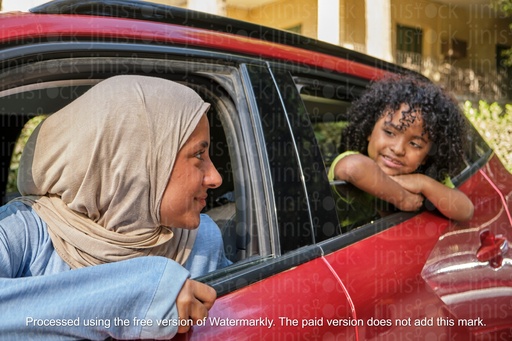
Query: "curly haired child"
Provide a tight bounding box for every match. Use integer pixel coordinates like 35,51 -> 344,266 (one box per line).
328,74 -> 474,224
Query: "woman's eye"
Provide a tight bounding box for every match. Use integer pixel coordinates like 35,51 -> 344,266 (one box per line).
383,129 -> 393,136
194,150 -> 205,160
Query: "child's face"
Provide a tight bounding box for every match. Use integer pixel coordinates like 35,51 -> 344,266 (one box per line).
367,103 -> 432,176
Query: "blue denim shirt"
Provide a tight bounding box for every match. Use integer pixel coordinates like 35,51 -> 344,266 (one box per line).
0,201 -> 231,340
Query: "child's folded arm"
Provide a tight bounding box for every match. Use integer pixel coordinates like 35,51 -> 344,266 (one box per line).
393,174 -> 474,221
333,153 -> 424,212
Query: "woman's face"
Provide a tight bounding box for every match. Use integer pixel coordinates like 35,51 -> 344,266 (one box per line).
160,114 -> 222,229
367,103 -> 432,176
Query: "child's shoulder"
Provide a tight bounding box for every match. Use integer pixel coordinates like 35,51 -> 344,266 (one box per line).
328,151 -> 360,181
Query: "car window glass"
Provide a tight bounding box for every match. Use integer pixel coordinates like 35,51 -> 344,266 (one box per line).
0,81 -> 97,204
293,76 -> 381,231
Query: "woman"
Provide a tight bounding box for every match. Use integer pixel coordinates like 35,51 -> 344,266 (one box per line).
0,75 -> 230,340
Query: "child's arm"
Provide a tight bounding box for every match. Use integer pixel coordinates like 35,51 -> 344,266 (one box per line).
392,174 -> 474,221
332,154 -> 424,212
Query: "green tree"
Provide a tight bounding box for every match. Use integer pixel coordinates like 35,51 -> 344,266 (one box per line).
464,100 -> 512,173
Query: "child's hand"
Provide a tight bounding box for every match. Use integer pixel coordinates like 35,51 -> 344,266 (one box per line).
396,190 -> 424,211
389,174 -> 425,211
391,174 -> 424,194
392,173 -> 474,221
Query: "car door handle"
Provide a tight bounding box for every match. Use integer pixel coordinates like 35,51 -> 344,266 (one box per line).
477,229 -> 509,268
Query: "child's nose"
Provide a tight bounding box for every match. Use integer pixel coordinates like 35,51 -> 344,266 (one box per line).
391,139 -> 406,156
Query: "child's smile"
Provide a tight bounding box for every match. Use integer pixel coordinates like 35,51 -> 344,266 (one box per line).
367,103 -> 432,176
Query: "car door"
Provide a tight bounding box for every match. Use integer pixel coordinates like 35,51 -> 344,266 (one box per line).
285,66 -> 512,340
421,155 -> 512,341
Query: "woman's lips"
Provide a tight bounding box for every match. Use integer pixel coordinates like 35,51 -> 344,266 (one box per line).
196,196 -> 207,208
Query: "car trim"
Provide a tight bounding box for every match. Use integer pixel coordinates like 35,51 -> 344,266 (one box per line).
30,0 -> 410,74
238,64 -> 280,258
266,65 -> 317,243
0,12 -> 389,81
198,244 -> 324,296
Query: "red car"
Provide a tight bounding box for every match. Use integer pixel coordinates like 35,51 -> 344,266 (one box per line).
0,1 -> 510,340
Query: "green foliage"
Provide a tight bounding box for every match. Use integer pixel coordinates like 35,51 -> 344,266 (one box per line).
463,100 -> 512,173
314,121 -> 348,165
492,0 -> 512,14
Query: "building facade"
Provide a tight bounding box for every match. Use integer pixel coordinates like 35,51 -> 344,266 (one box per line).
159,0 -> 512,102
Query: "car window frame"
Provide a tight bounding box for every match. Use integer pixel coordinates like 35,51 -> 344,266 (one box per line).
287,69 -> 494,252
0,47 -> 282,280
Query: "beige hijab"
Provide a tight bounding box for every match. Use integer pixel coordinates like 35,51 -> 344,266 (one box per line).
16,75 -> 210,269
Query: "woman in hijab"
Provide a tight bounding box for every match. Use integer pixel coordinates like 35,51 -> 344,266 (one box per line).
0,75 -> 230,340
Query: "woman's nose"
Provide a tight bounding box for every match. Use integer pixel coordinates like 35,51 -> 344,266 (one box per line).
205,161 -> 223,189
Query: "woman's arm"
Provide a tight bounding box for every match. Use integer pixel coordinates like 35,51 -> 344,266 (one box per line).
332,154 -> 424,212
0,256 -> 202,340
0,202 -> 216,340
393,174 -> 474,221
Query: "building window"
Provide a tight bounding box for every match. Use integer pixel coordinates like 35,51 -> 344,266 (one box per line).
496,44 -> 512,98
396,24 -> 423,55
441,38 -> 467,60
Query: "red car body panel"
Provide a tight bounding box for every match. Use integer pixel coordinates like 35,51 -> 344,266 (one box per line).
175,256 -> 358,340
0,13 -> 388,81
176,156 -> 512,340
324,212 -> 457,340
324,156 -> 512,340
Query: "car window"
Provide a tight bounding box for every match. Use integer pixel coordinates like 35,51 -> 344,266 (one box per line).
292,75 -> 379,231
0,81 -> 100,203
292,74 -> 492,233
0,57 -> 272,276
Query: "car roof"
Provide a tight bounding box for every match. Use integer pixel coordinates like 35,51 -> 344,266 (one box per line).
9,0 -> 412,80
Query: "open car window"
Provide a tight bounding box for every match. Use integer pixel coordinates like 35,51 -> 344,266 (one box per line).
293,74 -> 493,233
0,58 -> 271,277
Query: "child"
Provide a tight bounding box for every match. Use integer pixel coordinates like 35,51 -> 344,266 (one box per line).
328,74 -> 474,227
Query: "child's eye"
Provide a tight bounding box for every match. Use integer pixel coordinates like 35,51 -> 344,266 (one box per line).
410,142 -> 423,149
383,129 -> 394,136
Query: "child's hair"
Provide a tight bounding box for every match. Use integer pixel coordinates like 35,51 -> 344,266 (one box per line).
340,73 -> 468,181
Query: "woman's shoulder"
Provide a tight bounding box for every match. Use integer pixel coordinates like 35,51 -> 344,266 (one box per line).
0,200 -> 46,230
0,200 -> 67,277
